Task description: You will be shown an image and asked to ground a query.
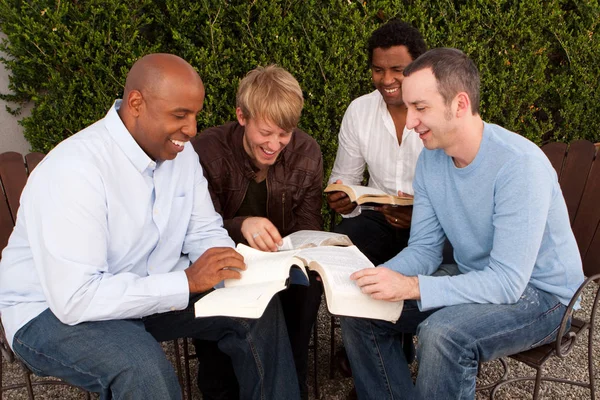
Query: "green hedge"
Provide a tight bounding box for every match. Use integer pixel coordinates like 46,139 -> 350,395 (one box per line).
1,0 -> 599,170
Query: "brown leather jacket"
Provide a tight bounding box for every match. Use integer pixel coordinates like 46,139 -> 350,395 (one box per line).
192,121 -> 323,244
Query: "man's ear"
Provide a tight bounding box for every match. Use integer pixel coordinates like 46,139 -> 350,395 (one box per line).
455,92 -> 471,118
235,107 -> 247,126
127,90 -> 144,118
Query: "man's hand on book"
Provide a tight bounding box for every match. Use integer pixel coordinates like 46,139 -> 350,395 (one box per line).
326,179 -> 357,215
350,267 -> 420,301
241,217 -> 283,252
185,247 -> 246,293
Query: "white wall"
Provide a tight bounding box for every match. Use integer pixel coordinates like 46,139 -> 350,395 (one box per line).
0,32 -> 32,154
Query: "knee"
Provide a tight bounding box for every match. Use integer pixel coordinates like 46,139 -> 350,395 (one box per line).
110,346 -> 180,397
417,316 -> 460,346
416,317 -> 473,360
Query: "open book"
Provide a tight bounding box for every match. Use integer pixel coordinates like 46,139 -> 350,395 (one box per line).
194,231 -> 403,322
325,183 -> 413,206
278,229 -> 353,250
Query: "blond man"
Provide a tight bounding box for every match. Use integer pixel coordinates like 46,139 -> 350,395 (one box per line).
192,65 -> 323,400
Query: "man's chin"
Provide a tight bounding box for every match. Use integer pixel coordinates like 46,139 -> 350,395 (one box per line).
255,153 -> 279,167
382,98 -> 404,108
159,152 -> 179,161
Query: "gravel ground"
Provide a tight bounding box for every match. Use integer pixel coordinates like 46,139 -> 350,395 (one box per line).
2,284 -> 597,399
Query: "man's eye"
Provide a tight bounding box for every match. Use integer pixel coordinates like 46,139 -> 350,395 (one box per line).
174,114 -> 185,119
416,107 -> 425,112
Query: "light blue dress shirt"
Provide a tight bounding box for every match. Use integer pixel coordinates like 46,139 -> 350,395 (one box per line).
0,101 -> 234,348
384,122 -> 584,311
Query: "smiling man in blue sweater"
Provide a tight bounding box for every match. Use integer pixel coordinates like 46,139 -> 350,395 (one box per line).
340,48 -> 584,399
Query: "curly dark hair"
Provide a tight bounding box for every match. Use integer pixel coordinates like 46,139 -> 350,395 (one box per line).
367,20 -> 427,65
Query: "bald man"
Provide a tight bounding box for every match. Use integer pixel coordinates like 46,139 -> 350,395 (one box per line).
0,54 -> 299,399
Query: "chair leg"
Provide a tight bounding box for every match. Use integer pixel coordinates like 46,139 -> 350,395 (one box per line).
172,339 -> 184,398
329,315 -> 337,379
183,338 -> 193,400
532,367 -> 543,400
20,363 -> 35,400
0,350 -> 3,398
589,325 -> 596,400
312,321 -> 319,399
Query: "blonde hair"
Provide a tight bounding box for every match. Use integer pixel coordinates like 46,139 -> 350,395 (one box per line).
236,65 -> 304,132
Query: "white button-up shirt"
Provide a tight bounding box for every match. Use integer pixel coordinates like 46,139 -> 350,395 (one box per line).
329,90 -> 424,216
0,101 -> 234,348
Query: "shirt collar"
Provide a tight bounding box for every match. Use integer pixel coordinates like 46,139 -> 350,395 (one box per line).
105,100 -> 157,174
375,90 -> 414,141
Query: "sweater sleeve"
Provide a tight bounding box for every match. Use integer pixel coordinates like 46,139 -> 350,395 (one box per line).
383,155 -> 446,274
418,155 -> 554,311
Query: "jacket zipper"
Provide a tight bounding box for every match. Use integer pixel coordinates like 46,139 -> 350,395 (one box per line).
282,192 -> 286,233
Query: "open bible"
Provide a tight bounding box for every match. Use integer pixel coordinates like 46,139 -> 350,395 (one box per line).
194,230 -> 403,322
325,183 -> 413,206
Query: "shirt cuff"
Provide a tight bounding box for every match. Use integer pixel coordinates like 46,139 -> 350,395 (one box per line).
342,207 -> 361,218
150,270 -> 190,313
417,274 -> 449,311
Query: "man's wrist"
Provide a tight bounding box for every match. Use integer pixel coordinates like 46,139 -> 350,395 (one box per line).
410,276 -> 421,300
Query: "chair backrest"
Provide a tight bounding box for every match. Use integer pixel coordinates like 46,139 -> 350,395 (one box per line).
541,140 -> 600,278
0,151 -> 45,258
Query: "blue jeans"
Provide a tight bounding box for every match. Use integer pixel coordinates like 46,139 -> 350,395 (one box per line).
340,284 -> 566,400
12,296 -> 299,400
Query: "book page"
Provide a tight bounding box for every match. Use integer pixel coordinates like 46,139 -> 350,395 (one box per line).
195,281 -> 285,319
296,246 -> 373,293
359,195 -> 413,206
325,183 -> 388,201
325,183 -> 413,206
343,184 -> 388,198
224,244 -> 306,288
298,246 -> 403,322
278,230 -> 353,251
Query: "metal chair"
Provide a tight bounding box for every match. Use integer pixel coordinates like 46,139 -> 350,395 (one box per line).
488,140 -> 600,399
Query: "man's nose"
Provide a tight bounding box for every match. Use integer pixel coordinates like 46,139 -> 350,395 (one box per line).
267,135 -> 280,150
383,70 -> 395,85
405,109 -> 418,130
182,118 -> 197,138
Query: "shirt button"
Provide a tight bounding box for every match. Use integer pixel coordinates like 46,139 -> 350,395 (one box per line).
170,307 -> 176,311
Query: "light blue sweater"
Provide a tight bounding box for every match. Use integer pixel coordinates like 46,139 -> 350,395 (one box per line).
384,122 -> 584,311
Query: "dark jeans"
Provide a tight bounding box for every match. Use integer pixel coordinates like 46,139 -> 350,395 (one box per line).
13,295 -> 299,400
194,272 -> 323,400
334,210 -> 410,266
